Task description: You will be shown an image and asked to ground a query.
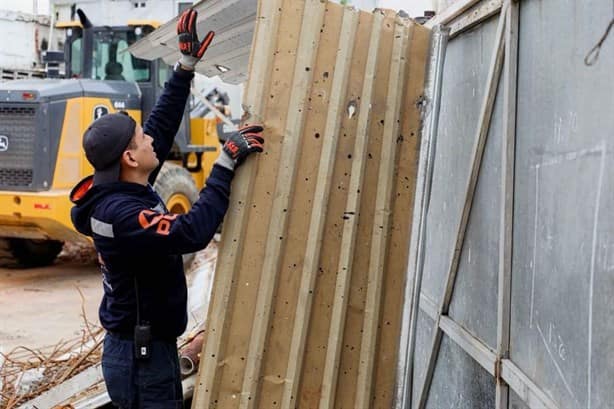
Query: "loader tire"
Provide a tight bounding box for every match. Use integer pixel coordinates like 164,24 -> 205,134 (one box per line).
154,163 -> 200,270
0,238 -> 63,268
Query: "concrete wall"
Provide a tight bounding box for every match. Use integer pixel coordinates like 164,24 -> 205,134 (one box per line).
0,9 -> 62,71
51,0 -> 193,27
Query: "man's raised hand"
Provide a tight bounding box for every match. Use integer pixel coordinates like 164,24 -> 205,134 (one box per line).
177,9 -> 214,70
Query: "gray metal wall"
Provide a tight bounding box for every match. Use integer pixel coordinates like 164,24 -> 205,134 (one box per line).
398,0 -> 614,408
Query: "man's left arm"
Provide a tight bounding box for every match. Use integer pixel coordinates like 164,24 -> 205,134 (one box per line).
145,8 -> 214,184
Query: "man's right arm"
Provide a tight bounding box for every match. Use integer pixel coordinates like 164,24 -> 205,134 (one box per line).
112,121 -> 264,255
112,164 -> 233,255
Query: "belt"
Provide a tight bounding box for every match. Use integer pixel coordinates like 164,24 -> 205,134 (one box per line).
107,331 -> 176,343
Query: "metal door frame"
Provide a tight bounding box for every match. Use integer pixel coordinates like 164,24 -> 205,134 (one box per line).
396,1 -> 560,408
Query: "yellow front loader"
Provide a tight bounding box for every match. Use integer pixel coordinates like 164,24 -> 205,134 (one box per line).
0,15 -> 230,267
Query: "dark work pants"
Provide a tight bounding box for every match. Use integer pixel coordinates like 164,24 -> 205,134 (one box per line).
102,332 -> 183,409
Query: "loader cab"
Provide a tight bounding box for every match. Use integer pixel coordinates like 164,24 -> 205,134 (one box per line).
61,21 -> 170,122
62,21 -> 159,80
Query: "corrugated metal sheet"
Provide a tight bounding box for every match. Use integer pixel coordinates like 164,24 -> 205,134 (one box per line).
189,0 -> 430,407
128,0 -> 257,84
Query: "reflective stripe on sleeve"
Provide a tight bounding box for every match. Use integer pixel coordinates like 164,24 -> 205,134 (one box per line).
91,217 -> 114,238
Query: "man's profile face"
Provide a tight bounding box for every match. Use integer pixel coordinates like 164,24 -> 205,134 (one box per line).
127,125 -> 159,173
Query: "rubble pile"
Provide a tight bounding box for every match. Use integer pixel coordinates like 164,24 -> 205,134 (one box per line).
0,242 -> 218,408
57,241 -> 98,265
0,318 -> 103,407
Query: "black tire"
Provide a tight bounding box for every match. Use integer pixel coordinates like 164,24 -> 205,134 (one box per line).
0,238 -> 63,268
154,163 -> 199,213
153,163 -> 200,269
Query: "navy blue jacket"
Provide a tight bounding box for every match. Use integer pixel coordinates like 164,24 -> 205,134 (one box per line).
70,69 -> 233,339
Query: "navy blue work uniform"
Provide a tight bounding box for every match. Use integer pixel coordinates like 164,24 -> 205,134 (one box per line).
70,68 -> 233,408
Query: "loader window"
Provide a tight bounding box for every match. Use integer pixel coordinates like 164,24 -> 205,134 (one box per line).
158,62 -> 170,87
92,28 -> 151,82
65,28 -> 83,78
71,38 -> 82,77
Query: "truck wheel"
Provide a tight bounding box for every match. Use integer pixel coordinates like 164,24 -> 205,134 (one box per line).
0,238 -> 63,268
154,163 -> 200,269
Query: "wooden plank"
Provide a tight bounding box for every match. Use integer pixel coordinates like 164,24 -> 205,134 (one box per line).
496,1 -> 518,408
20,364 -> 103,409
239,1 -> 327,406
501,360 -> 559,409
279,7 -> 360,409
191,86 -> 237,129
419,292 -> 438,320
68,373 -> 197,408
439,1 -> 506,312
417,6 -> 507,408
439,315 -> 497,376
191,0 -> 285,406
354,17 -> 410,409
318,9 -> 386,409
425,0 -> 483,28
449,0 -> 503,38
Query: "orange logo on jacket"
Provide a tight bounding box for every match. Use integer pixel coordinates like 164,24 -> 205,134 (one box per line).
138,210 -> 178,235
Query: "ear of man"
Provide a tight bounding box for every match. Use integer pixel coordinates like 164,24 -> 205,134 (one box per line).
121,150 -> 139,168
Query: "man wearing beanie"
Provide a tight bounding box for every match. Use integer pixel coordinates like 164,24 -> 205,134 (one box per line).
69,9 -> 264,408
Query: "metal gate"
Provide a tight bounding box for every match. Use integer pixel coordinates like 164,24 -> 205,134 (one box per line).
396,0 -> 614,408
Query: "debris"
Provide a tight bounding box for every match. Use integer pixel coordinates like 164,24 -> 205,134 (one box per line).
14,367 -> 44,395
0,327 -> 104,408
56,241 -> 98,265
0,243 -> 218,408
0,287 -> 103,409
179,332 -> 205,376
185,240 -> 218,330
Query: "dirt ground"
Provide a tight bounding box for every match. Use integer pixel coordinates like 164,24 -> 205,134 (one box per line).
0,243 -> 102,354
0,241 -> 217,355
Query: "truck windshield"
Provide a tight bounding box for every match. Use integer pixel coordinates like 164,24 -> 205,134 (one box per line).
91,28 -> 151,82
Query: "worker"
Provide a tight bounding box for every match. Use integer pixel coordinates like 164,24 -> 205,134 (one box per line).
69,9 -> 264,408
